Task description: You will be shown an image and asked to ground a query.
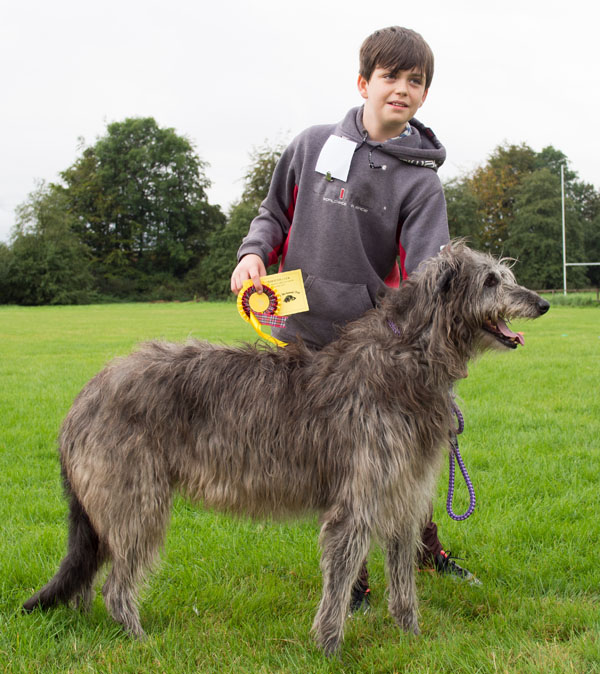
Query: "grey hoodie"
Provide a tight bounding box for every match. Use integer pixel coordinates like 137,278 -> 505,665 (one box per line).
237,106 -> 449,348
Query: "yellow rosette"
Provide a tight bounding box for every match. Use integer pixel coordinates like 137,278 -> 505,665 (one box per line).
237,283 -> 288,348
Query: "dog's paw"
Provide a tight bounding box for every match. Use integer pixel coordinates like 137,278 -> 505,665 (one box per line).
315,633 -> 342,658
312,620 -> 343,656
393,610 -> 420,635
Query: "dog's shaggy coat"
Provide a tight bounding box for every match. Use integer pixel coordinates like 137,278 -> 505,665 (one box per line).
23,243 -> 549,654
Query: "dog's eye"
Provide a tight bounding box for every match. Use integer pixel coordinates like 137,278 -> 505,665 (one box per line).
484,274 -> 499,288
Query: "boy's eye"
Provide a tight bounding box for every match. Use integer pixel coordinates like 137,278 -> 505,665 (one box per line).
381,71 -> 423,85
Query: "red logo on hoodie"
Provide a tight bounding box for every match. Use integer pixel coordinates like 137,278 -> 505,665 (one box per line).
339,188 -> 345,200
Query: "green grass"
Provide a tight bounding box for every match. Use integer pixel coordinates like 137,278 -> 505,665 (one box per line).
1,302 -> 599,673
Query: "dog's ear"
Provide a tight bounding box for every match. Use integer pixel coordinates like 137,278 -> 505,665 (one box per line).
435,267 -> 455,297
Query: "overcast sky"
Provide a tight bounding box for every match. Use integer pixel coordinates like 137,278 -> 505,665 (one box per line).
2,0 -> 598,243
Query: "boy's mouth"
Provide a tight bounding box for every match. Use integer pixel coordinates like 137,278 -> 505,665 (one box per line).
388,101 -> 408,108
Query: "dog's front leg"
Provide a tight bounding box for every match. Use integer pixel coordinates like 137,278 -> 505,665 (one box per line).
312,510 -> 371,656
385,526 -> 420,635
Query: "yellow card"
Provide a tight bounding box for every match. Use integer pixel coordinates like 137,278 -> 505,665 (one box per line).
240,269 -> 309,315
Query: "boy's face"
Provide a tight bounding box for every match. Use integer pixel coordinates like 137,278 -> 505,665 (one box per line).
357,66 -> 428,141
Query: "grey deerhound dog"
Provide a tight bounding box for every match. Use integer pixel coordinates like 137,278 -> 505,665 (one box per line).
23,242 -> 549,654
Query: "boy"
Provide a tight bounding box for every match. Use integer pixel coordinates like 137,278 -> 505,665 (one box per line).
231,26 -> 478,610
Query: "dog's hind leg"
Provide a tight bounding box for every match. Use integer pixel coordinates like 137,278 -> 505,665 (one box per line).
385,524 -> 419,635
101,481 -> 172,639
102,557 -> 147,638
312,509 -> 371,656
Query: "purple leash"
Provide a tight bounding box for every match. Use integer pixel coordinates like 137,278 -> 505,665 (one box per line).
447,402 -> 476,521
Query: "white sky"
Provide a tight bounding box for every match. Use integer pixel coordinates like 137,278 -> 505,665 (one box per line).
1,0 -> 598,243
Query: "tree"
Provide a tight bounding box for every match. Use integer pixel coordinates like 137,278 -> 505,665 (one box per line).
444,176 -> 482,246
4,182 -> 94,305
59,118 -> 224,290
468,143 -> 537,254
444,143 -> 600,289
190,141 -> 284,298
504,169 -> 587,289
239,141 -> 285,206
570,181 -> 600,286
0,243 -> 11,302
190,201 -> 258,299
584,213 -> 600,286
530,151 -> 600,288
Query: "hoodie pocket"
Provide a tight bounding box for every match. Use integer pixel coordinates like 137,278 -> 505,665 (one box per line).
294,275 -> 374,346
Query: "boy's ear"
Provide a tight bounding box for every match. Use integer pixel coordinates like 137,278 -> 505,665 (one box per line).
357,74 -> 369,100
419,88 -> 429,107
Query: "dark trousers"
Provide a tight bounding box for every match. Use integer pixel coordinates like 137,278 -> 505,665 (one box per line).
418,518 -> 444,564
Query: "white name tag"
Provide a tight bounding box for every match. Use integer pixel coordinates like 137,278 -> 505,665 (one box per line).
315,135 -> 357,182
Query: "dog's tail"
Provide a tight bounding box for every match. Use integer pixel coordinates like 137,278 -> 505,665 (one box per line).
23,474 -> 103,613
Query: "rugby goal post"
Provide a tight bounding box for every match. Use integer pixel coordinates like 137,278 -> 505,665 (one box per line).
561,164 -> 600,295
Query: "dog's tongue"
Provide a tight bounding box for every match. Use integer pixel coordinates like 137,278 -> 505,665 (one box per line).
497,318 -> 525,346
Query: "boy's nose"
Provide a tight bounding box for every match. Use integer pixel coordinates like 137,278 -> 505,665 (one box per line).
394,79 -> 408,94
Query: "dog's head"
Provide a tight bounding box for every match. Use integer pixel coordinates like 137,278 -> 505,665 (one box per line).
382,240 -> 549,364
429,241 -> 550,352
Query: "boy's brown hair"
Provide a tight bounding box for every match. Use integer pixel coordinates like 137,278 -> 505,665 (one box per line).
359,26 -> 435,89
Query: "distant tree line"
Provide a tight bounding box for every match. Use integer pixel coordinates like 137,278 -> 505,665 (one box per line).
0,118 -> 598,305
446,143 -> 600,289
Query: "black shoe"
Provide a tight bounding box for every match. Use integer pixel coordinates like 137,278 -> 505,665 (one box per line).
349,582 -> 371,614
433,550 -> 482,586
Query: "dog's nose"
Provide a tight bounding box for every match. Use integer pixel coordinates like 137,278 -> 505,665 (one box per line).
538,298 -> 550,314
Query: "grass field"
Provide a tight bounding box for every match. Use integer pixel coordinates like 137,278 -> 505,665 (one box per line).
1,302 -> 599,673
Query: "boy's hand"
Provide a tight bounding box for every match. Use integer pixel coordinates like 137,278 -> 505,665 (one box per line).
231,254 -> 267,295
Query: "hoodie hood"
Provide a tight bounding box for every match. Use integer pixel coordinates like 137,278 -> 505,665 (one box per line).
336,106 -> 446,171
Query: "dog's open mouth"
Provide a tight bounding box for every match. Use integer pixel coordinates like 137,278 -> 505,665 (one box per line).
483,318 -> 524,348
